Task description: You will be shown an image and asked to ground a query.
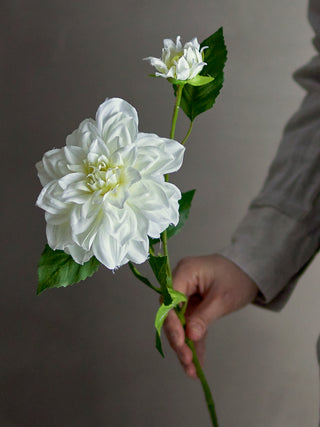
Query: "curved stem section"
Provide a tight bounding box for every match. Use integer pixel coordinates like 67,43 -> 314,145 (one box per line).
128,262 -> 161,294
181,120 -> 194,145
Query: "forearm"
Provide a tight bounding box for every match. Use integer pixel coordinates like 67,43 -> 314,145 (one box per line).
219,0 -> 320,310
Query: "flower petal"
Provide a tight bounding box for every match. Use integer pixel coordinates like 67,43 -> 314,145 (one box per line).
58,172 -> 86,191
96,98 -> 138,151
70,202 -> 104,251
144,57 -> 168,75
103,185 -> 130,209
61,180 -> 91,204
36,181 -> 68,215
185,37 -> 200,50
36,148 -> 69,186
163,38 -> 177,50
133,133 -> 185,176
92,223 -> 127,269
66,119 -> 99,151
189,62 -> 207,79
175,56 -> 191,80
64,243 -> 94,265
109,145 -> 137,168
46,220 -> 73,251
129,179 -> 181,238
125,238 -> 149,265
63,146 -> 87,167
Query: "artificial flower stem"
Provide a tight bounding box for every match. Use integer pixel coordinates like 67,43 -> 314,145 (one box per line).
161,83 -> 184,279
169,84 -> 184,140
149,245 -> 155,257
161,229 -> 173,288
161,80 -> 218,425
185,337 -> 219,427
164,84 -> 218,425
128,262 -> 162,294
181,120 -> 194,145
164,84 -> 184,184
175,305 -> 218,427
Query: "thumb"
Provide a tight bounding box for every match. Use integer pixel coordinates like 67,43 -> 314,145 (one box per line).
185,288 -> 224,342
186,313 -> 209,342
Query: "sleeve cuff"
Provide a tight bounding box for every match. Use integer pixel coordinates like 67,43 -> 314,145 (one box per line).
218,205 -> 319,311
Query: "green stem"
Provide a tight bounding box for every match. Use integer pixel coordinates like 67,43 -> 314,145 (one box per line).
149,245 -> 155,257
175,305 -> 218,426
128,262 -> 161,294
161,84 -> 184,282
169,84 -> 184,140
161,83 -> 218,424
165,84 -> 184,183
181,120 -> 194,145
161,230 -> 172,288
185,337 -> 219,427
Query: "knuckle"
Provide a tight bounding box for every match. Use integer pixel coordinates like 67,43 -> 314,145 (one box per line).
174,257 -> 197,281
218,289 -> 236,313
176,256 -> 194,271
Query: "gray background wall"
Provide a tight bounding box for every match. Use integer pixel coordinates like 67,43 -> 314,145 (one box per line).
2,0 -> 320,426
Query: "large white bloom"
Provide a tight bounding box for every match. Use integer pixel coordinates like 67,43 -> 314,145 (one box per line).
145,36 -> 207,81
36,98 -> 185,270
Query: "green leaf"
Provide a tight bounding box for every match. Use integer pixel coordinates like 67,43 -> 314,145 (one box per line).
174,27 -> 228,121
148,254 -> 172,305
167,189 -> 196,239
150,189 -> 196,246
155,331 -> 164,358
128,262 -> 161,294
37,245 -> 100,295
154,288 -> 187,357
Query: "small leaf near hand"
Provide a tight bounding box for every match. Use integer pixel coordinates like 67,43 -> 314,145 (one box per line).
37,245 -> 100,295
154,288 -> 187,357
156,331 -> 165,358
148,255 -> 172,305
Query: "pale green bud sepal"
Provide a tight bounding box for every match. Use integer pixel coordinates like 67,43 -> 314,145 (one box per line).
168,75 -> 214,87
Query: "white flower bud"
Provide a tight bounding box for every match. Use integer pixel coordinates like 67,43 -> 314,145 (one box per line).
145,36 -> 207,81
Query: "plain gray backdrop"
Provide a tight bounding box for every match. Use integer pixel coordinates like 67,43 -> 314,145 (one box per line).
2,0 -> 320,426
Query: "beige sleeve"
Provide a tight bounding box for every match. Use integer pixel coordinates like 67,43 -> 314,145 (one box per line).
219,0 -> 320,311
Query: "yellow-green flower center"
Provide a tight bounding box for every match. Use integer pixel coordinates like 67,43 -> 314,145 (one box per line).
86,160 -> 123,195
171,53 -> 183,65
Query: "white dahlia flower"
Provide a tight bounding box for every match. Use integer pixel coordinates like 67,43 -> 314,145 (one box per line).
36,98 -> 184,270
145,36 -> 207,81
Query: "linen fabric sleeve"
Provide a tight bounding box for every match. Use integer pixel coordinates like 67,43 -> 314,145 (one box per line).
219,0 -> 320,311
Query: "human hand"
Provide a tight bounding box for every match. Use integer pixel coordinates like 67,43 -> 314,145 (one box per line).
164,254 -> 258,378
